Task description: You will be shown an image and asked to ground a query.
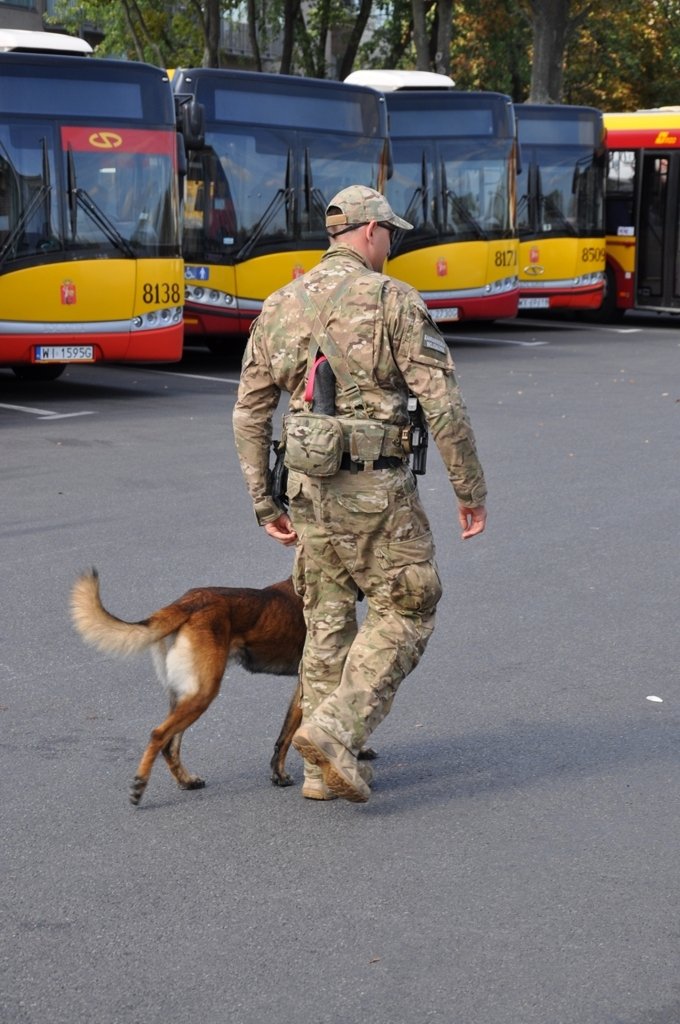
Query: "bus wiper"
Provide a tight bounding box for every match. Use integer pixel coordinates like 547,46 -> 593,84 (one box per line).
75,188 -> 136,257
66,147 -> 134,257
0,186 -> 51,265
66,147 -> 78,236
0,138 -> 53,265
390,153 -> 431,254
236,148 -> 294,259
303,149 -> 328,225
236,187 -> 294,260
40,137 -> 53,239
441,161 -> 487,239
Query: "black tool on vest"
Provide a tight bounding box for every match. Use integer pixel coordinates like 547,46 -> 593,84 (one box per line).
311,355 -> 336,415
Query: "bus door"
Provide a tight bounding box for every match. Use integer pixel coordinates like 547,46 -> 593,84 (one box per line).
636,151 -> 680,310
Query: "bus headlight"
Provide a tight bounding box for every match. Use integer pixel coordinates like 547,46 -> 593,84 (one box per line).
131,306 -> 183,331
575,271 -> 604,287
486,275 -> 519,295
185,284 -> 236,308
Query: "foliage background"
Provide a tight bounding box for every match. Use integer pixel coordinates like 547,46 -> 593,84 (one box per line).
51,0 -> 680,109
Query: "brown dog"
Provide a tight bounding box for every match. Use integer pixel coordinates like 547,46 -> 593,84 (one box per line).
70,569 -> 308,805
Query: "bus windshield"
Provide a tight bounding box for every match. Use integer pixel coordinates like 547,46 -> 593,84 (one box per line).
181,125 -> 387,263
516,144 -> 604,238
0,120 -> 179,264
386,136 -> 514,247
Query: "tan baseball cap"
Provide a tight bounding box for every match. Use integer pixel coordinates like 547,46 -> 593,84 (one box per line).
326,185 -> 413,231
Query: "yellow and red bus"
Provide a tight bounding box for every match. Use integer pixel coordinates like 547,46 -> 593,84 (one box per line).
599,109 -> 680,319
172,68 -> 391,347
346,70 -> 519,324
0,40 -> 183,381
514,104 -> 606,313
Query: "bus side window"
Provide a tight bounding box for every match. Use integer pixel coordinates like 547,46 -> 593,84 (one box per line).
606,149 -> 635,234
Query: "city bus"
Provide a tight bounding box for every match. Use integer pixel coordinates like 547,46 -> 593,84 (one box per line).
0,41 -> 183,381
514,104 -> 606,313
345,69 -> 519,324
598,109 -> 680,319
171,68 -> 391,346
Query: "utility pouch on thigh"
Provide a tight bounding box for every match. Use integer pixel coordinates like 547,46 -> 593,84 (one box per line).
347,418 -> 386,463
283,412 -> 344,476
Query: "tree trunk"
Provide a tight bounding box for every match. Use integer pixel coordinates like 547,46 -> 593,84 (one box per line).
412,0 -> 430,71
280,0 -> 301,75
337,0 -> 374,81
313,0 -> 332,78
434,0 -> 453,76
246,0 -> 262,72
203,0 -> 222,67
528,0 -> 571,102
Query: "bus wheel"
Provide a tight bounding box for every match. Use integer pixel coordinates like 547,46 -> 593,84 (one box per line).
584,265 -> 623,323
12,364 -> 66,382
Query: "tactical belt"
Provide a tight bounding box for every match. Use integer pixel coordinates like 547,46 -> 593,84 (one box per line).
339,454 -> 405,472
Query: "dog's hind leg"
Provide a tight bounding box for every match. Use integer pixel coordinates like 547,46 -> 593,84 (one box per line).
270,680 -> 302,787
161,729 -> 205,791
130,693 -> 216,805
130,625 -> 228,805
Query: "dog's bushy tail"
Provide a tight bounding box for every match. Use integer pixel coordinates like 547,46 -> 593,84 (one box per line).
70,568 -> 180,658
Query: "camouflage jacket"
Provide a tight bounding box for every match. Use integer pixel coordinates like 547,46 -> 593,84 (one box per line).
233,245 -> 487,525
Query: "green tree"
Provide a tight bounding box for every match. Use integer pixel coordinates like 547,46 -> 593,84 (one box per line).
565,0 -> 680,109
451,0 -> 530,97
50,0 -> 680,110
50,0 -> 214,67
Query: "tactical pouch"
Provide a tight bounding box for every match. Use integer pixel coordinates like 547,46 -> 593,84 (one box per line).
347,418 -> 386,463
283,412 -> 344,476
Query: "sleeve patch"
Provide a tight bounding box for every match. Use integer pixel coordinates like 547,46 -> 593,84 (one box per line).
421,326 -> 448,358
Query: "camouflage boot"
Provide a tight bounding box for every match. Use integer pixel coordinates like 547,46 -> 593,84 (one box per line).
293,722 -> 371,803
301,761 -> 337,801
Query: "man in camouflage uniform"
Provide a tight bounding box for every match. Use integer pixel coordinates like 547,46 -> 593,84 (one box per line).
233,185 -> 487,804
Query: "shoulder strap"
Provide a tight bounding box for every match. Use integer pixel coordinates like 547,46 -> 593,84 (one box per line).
299,274 -> 372,416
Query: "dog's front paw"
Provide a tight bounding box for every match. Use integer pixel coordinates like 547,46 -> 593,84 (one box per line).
358,746 -> 377,761
271,770 -> 294,788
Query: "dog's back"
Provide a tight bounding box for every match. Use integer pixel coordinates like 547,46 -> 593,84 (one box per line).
71,569 -> 304,671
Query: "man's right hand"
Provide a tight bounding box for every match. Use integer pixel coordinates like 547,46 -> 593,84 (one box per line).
458,505 -> 487,540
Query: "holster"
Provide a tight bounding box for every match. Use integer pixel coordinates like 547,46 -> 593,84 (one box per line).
270,439 -> 289,512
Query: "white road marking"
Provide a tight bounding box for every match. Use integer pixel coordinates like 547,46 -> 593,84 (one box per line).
0,403 -> 95,420
144,369 -> 241,384
449,336 -> 548,347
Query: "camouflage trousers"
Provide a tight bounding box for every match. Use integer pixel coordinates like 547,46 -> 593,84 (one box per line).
287,464 -> 442,760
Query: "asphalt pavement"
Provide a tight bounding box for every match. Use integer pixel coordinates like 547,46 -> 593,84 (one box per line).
1,314 -> 678,1024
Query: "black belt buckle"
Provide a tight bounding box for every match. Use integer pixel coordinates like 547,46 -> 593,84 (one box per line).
339,453 -> 403,472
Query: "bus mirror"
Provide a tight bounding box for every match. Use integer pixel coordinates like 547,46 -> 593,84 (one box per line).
176,95 -> 205,150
